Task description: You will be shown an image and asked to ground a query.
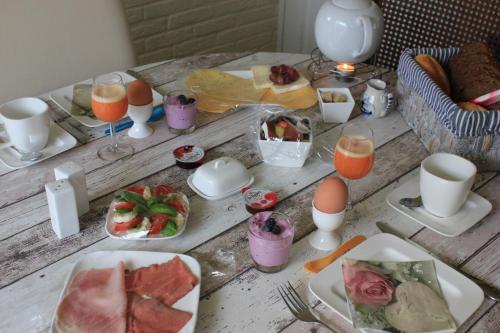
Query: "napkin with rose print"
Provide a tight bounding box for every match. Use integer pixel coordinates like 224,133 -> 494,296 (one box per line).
342,259 -> 456,333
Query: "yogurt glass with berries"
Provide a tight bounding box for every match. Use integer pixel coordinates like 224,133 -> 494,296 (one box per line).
164,89 -> 197,134
248,211 -> 294,273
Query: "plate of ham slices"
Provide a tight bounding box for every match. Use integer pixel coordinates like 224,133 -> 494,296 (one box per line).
51,251 -> 201,333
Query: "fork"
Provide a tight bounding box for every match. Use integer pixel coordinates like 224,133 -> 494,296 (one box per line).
278,282 -> 337,333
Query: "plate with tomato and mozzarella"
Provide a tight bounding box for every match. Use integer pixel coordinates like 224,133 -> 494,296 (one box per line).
105,184 -> 190,240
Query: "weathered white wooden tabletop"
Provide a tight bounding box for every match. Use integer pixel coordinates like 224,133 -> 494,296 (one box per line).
0,52 -> 498,333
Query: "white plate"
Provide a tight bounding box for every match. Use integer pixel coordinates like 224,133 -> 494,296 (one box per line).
50,71 -> 164,128
309,233 -> 484,332
386,175 -> 492,237
187,173 -> 254,200
51,251 -> 201,333
225,70 -> 252,79
0,121 -> 77,169
105,193 -> 190,240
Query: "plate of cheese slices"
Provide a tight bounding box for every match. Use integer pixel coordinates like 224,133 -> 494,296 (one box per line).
183,65 -> 318,113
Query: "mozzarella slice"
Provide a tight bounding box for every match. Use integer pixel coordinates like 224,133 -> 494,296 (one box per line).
270,76 -> 310,94
113,210 -> 138,223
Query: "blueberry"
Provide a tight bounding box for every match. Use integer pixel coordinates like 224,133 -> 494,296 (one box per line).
271,225 -> 282,235
266,218 -> 276,226
262,224 -> 272,232
188,98 -> 196,104
178,94 -> 188,105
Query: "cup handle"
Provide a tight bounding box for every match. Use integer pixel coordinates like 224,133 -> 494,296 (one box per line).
0,117 -> 12,150
0,140 -> 12,150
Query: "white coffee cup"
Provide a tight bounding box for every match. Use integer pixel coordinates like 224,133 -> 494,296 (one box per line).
420,153 -> 476,217
0,97 -> 50,160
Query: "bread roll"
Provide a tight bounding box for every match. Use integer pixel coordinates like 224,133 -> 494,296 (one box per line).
415,54 -> 451,96
449,42 -> 500,110
457,102 -> 487,112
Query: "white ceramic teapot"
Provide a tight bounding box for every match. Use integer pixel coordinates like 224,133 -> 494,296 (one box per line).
315,0 -> 384,63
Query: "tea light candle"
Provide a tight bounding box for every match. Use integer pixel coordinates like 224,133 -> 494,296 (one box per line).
336,63 -> 355,75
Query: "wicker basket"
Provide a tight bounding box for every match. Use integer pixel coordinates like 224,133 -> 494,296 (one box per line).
397,48 -> 500,171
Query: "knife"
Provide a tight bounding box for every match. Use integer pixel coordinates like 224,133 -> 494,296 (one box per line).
376,221 -> 499,301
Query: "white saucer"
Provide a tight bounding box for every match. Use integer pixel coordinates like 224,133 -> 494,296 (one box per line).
309,233 -> 484,332
187,174 -> 254,201
386,175 -> 492,237
0,121 -> 77,169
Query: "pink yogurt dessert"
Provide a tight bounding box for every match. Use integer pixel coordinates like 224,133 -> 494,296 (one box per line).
248,211 -> 294,273
164,90 -> 197,134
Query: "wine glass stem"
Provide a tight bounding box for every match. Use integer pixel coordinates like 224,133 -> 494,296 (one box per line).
346,179 -> 353,211
109,122 -> 118,152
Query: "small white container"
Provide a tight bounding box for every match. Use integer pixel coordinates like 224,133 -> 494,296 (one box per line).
127,102 -> 153,138
309,201 -> 346,251
258,117 -> 313,168
188,157 -> 254,200
54,161 -> 89,217
45,179 -> 80,239
317,88 -> 355,123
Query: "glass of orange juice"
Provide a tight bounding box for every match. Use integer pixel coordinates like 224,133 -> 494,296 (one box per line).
92,73 -> 134,161
334,124 -> 374,212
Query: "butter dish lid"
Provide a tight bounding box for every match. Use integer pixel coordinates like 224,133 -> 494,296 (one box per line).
190,157 -> 252,198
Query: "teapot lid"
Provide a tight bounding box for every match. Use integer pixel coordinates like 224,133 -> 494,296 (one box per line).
332,0 -> 372,10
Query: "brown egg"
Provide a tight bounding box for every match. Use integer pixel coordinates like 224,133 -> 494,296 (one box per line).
313,177 -> 348,213
127,80 -> 153,106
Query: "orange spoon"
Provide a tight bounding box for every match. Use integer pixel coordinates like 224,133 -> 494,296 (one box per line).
304,235 -> 366,273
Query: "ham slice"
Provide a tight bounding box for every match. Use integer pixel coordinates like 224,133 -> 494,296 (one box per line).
126,293 -> 192,333
55,262 -> 127,333
125,256 -> 197,305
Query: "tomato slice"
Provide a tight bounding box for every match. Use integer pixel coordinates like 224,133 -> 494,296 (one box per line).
166,199 -> 185,214
149,213 -> 169,235
114,202 -> 135,210
154,184 -> 176,196
127,186 -> 145,194
114,215 -> 143,232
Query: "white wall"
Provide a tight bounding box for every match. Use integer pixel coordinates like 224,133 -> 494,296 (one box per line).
278,0 -> 324,54
0,0 -> 136,104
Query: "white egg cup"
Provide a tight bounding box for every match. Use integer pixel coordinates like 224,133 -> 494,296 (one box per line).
309,201 -> 346,251
127,102 -> 153,139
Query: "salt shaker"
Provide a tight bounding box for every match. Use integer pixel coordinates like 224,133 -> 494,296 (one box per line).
45,179 -> 80,239
54,161 -> 89,216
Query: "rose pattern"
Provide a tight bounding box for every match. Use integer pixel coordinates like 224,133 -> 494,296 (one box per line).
343,262 -> 395,306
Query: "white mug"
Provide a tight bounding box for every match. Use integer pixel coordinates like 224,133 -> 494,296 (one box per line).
361,79 -> 394,118
420,153 -> 476,217
0,97 -> 50,160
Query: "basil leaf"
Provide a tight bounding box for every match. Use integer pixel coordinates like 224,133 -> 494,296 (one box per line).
161,221 -> 177,237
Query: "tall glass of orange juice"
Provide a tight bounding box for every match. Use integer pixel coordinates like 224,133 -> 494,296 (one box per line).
334,124 -> 374,211
92,73 -> 134,161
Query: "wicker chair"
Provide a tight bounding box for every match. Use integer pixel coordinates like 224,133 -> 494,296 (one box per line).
372,0 -> 500,69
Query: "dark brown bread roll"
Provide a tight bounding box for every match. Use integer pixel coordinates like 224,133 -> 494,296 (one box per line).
449,42 -> 500,110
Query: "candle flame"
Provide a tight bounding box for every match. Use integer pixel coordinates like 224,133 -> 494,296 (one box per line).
337,63 -> 355,71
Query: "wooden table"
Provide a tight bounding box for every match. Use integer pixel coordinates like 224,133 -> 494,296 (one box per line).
0,52 -> 498,333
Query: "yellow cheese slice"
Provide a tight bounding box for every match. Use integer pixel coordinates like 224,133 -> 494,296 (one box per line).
251,65 -> 273,89
184,69 -> 265,102
261,85 -> 318,109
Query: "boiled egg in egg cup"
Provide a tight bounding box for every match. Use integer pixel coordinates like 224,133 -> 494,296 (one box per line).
309,177 -> 348,251
127,80 -> 154,139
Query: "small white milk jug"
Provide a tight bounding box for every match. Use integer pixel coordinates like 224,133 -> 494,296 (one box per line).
361,79 -> 393,118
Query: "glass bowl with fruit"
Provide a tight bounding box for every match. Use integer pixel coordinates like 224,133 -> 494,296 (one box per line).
257,112 -> 313,167
105,184 -> 189,240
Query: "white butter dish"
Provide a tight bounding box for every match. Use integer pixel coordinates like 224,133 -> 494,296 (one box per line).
188,157 -> 254,200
